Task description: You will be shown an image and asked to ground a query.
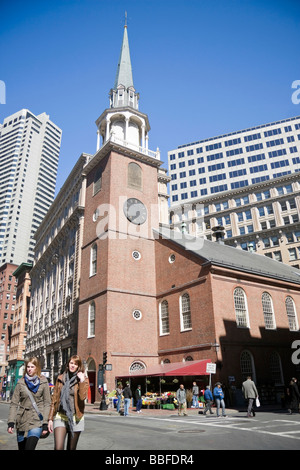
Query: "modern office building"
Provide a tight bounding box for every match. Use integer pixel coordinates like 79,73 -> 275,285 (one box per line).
168,116 -> 300,205
0,109 -> 62,266
169,116 -> 300,269
170,171 -> 300,268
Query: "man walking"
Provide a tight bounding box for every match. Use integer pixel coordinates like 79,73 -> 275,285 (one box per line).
242,376 -> 258,417
203,386 -> 214,415
176,384 -> 188,416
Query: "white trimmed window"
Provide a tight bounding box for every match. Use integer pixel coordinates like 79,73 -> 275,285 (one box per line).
180,293 -> 192,331
90,243 -> 97,276
285,296 -> 299,331
262,292 -> 276,329
233,287 -> 249,328
159,300 -> 170,335
88,301 -> 95,337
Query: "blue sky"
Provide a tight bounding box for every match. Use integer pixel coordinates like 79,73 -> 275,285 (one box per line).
1,0 -> 300,194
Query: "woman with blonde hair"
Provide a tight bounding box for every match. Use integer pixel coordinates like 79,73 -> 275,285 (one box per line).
7,357 -> 51,450
48,355 -> 89,450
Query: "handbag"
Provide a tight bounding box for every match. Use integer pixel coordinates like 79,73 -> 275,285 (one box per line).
25,387 -> 49,439
255,397 -> 260,407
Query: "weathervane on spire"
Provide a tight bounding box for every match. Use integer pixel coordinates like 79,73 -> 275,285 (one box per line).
125,11 -> 127,28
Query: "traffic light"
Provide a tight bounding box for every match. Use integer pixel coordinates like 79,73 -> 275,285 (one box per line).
103,351 -> 107,365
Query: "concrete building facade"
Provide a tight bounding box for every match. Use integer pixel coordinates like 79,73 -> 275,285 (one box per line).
24,154 -> 89,381
171,171 -> 300,267
168,115 -> 300,205
0,109 -> 62,266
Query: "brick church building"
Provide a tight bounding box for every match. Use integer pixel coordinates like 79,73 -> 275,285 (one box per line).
77,24 -> 300,405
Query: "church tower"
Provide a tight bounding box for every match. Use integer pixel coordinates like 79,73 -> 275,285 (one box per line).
95,22 -> 151,155
78,23 -> 168,399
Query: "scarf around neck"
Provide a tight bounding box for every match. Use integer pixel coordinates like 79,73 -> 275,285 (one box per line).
60,371 -> 78,436
24,374 -> 40,394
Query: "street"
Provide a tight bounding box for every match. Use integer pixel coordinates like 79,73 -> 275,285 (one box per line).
1,402 -> 300,454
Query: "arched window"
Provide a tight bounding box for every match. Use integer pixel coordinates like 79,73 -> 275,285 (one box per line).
93,167 -> 102,195
90,243 -> 97,276
129,361 -> 146,374
233,287 -> 249,328
180,293 -> 192,331
240,350 -> 256,382
185,356 -> 193,361
262,292 -> 276,329
88,301 -> 95,337
128,162 -> 142,190
159,300 -> 170,335
285,296 -> 299,331
269,351 -> 284,385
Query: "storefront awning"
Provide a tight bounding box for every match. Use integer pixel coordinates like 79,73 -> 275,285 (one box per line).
118,359 -> 212,378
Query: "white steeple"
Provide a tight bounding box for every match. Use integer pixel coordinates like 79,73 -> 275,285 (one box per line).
95,21 -> 153,156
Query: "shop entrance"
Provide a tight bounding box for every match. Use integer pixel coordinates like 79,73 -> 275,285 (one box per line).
87,358 -> 96,403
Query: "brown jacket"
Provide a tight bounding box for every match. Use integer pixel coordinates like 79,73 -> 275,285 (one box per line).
48,373 -> 89,421
7,376 -> 51,433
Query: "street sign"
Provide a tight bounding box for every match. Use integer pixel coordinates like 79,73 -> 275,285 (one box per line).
206,363 -> 216,374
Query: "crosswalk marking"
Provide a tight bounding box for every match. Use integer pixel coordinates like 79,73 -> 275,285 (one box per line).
146,416 -> 300,440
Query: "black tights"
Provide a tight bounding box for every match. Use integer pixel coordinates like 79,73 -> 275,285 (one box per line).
54,427 -> 80,450
18,436 -> 39,450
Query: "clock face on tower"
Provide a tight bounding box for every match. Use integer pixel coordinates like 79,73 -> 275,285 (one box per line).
123,198 -> 147,225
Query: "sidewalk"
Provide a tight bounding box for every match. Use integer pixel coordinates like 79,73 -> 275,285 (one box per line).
85,401 -> 286,417
1,399 -> 284,417
84,402 -> 257,417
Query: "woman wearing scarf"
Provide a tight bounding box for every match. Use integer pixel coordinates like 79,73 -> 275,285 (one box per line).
48,355 -> 89,450
7,357 -> 51,450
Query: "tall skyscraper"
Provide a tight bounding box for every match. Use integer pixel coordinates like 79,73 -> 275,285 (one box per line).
0,109 -> 62,265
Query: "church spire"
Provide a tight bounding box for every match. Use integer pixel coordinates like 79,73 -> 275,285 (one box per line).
114,14 -> 134,90
96,19 -> 154,153
109,19 -> 139,110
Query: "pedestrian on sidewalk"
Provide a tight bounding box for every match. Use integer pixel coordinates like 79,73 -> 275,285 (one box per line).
48,355 -> 89,450
135,385 -> 143,413
203,386 -> 214,415
123,382 -> 132,416
242,376 -> 258,417
176,384 -> 188,416
7,357 -> 51,450
287,377 -> 300,414
192,382 -> 199,408
213,382 -> 226,417
116,382 -> 123,413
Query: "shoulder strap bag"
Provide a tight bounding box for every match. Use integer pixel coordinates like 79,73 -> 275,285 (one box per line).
25,387 -> 49,439
25,386 -> 43,421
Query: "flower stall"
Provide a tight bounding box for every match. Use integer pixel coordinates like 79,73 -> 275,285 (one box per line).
115,359 -> 212,410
